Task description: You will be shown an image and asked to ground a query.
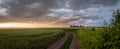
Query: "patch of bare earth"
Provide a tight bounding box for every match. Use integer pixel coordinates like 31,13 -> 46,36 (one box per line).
69,33 -> 80,49
47,33 -> 69,49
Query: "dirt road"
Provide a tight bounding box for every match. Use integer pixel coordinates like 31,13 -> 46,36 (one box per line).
47,32 -> 80,49
70,33 -> 80,49
47,33 -> 69,49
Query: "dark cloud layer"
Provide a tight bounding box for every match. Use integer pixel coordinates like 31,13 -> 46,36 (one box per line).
70,0 -> 119,10
0,0 -> 120,26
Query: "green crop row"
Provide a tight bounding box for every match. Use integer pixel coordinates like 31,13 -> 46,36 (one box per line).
0,28 -> 65,49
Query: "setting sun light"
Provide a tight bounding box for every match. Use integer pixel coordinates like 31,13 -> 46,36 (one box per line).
0,22 -> 59,28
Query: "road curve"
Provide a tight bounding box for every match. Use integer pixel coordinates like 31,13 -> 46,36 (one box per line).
47,33 -> 69,49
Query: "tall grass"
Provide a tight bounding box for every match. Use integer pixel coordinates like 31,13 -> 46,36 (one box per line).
77,28 -> 103,49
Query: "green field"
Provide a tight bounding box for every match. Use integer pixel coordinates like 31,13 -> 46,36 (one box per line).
0,28 -> 65,49
0,28 -> 104,49
0,28 -> 119,49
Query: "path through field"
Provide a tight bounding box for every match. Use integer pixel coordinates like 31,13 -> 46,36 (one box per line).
47,33 -> 69,49
70,33 -> 80,49
47,32 -> 80,49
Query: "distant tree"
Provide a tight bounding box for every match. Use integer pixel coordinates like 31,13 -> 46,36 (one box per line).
79,25 -> 83,27
92,27 -> 95,31
71,25 -> 85,28
70,25 -> 76,28
70,25 -> 73,28
103,20 -> 108,27
72,25 -> 75,27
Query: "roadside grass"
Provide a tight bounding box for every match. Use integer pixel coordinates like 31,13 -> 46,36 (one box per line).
77,28 -> 103,49
60,33 -> 73,49
0,28 -> 65,49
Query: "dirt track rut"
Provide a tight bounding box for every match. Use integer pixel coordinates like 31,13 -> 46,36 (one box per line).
47,33 -> 69,49
69,33 -> 80,49
47,32 -> 80,49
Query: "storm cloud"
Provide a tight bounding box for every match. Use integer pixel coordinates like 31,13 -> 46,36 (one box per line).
0,0 -> 120,26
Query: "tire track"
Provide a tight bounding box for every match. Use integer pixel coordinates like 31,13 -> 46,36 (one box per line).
69,33 -> 80,49
47,33 -> 69,49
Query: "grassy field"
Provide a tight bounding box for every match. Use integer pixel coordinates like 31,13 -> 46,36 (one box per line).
0,28 -> 65,49
0,28 -> 109,49
77,28 -> 103,49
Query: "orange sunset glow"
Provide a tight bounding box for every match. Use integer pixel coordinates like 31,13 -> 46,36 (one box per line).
0,22 -> 62,28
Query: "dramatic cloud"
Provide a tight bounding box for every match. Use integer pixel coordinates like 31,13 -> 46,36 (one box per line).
0,7 -> 8,16
0,0 -> 120,26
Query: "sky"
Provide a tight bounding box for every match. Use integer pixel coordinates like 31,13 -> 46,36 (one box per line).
0,0 -> 120,27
